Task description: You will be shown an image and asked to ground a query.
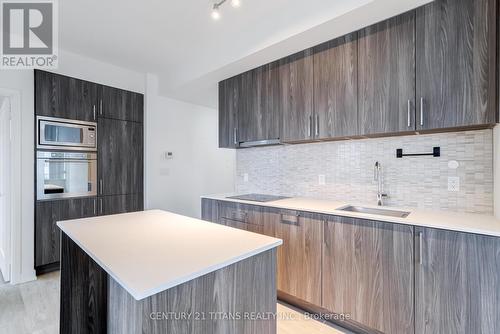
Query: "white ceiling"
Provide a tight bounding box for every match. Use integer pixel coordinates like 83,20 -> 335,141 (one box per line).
60,0 -> 432,108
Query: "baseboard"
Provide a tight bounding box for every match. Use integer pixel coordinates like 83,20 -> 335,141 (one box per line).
277,290 -> 380,334
35,262 -> 60,276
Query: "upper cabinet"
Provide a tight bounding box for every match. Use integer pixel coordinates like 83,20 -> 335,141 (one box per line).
99,85 -> 144,123
219,77 -> 240,148
313,33 -> 359,139
218,0 -> 498,147
416,0 -> 497,129
237,65 -> 281,144
358,12 -> 416,135
35,70 -> 98,122
279,50 -> 314,143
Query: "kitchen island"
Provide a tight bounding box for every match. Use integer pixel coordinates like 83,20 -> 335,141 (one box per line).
57,210 -> 282,334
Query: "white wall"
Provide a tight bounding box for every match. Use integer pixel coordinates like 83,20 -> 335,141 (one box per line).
145,74 -> 235,218
0,51 -> 145,283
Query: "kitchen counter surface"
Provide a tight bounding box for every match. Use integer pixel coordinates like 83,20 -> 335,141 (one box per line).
57,210 -> 282,300
202,193 -> 500,238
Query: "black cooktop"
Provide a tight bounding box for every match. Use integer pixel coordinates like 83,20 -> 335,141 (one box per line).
226,194 -> 289,203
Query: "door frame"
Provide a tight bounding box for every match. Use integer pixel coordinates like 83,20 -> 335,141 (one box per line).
0,88 -> 22,284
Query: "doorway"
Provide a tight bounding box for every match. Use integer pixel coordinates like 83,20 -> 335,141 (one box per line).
0,96 -> 11,281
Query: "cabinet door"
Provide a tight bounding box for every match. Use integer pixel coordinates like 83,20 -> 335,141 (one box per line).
35,197 -> 97,267
278,50 -> 314,143
323,216 -> 414,334
99,85 -> 144,123
35,70 -> 98,122
218,77 -> 239,148
358,12 -> 416,135
98,118 -> 143,196
313,33 -> 358,139
416,227 -> 500,334
98,194 -> 143,216
201,198 -> 219,223
416,0 -> 497,129
265,211 -> 322,305
237,65 -> 280,144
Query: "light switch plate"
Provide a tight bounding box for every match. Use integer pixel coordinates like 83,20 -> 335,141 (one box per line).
318,175 -> 326,186
243,173 -> 249,183
448,176 -> 460,192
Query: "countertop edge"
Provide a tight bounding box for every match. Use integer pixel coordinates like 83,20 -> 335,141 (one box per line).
201,194 -> 500,238
57,220 -> 282,301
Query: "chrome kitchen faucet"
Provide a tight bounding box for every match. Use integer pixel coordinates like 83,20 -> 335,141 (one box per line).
374,161 -> 388,206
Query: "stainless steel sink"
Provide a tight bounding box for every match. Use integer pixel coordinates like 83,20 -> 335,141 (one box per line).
337,205 -> 411,218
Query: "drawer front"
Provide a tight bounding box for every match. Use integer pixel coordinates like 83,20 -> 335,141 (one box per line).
218,202 -> 268,226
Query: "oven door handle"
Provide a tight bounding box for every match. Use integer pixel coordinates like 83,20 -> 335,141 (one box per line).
43,159 -> 92,163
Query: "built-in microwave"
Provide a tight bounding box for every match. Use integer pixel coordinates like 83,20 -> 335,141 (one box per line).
37,116 -> 97,151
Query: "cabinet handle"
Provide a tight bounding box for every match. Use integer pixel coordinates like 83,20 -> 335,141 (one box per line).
280,212 -> 300,226
233,127 -> 238,145
99,179 -> 103,195
323,221 -> 329,247
100,198 -> 103,215
407,100 -> 411,128
99,99 -> 103,116
315,115 -> 319,137
420,97 -> 424,127
93,105 -> 96,121
308,116 -> 312,137
418,231 -> 423,265
93,198 -> 97,215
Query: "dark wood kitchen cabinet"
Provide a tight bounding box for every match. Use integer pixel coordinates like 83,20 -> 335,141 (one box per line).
98,194 -> 143,216
98,85 -> 144,123
322,216 -> 414,334
313,33 -> 359,139
98,117 -> 143,197
219,77 -> 240,148
35,197 -> 97,270
278,50 -> 314,143
415,227 -> 500,334
358,12 -> 416,135
237,65 -> 280,144
265,211 -> 323,305
35,70 -> 98,122
201,198 -> 219,223
416,0 -> 497,130
216,202 -> 273,234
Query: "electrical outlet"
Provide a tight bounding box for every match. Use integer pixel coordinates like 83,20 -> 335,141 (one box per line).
448,177 -> 460,192
318,175 -> 326,186
243,173 -> 249,183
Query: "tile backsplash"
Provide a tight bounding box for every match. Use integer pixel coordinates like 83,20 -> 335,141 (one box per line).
236,130 -> 494,214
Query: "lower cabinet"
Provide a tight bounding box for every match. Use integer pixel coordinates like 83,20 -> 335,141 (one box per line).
98,193 -> 143,216
322,216 -> 414,334
212,202 -> 322,305
202,200 -> 500,334
415,227 -> 500,334
264,211 -> 323,305
201,198 -> 219,223
35,197 -> 97,268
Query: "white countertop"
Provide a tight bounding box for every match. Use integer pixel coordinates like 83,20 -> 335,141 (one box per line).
202,193 -> 500,238
57,210 -> 282,301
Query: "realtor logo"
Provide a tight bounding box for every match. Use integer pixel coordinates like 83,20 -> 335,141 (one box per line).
1,0 -> 58,69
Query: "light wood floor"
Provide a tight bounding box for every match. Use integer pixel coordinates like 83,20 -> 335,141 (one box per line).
0,272 -> 351,334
